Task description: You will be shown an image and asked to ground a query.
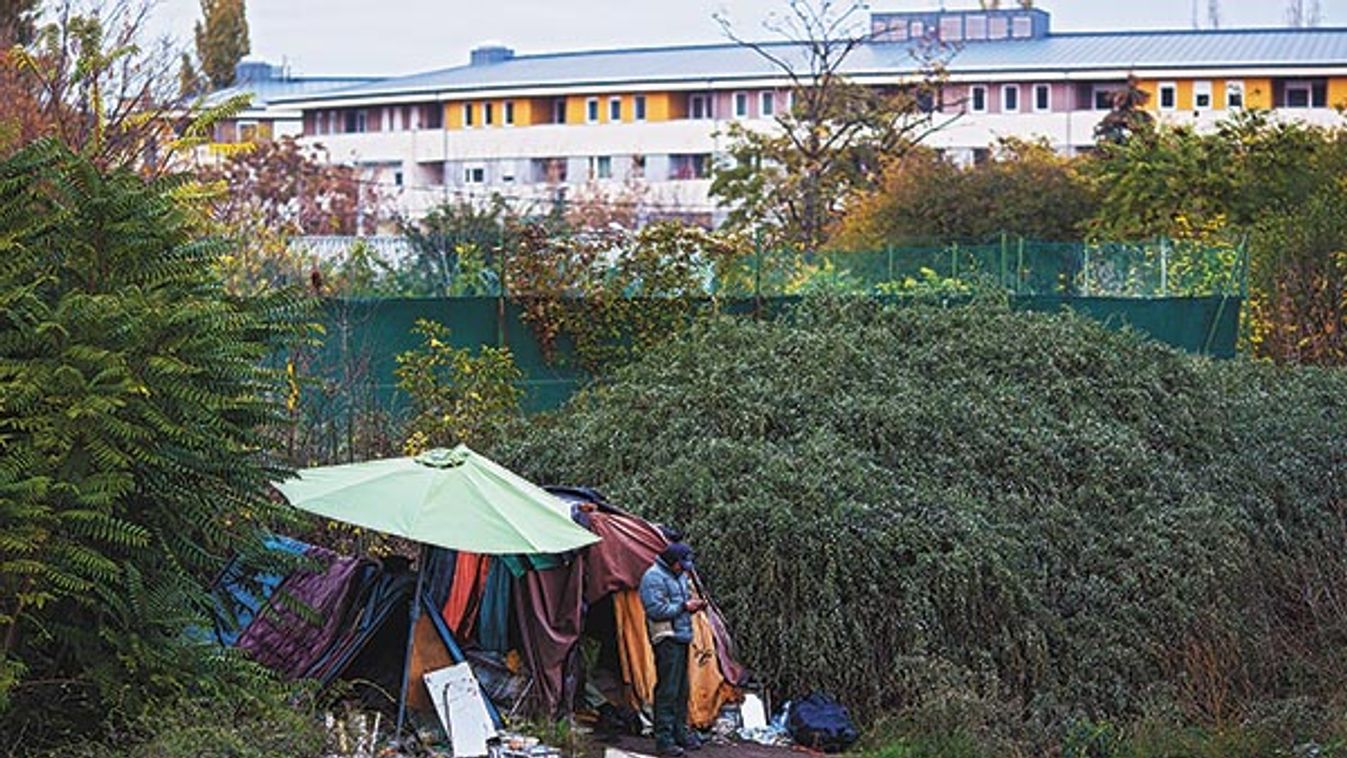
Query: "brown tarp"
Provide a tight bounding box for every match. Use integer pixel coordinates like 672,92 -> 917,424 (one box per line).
514,556 -> 586,715
688,612 -> 739,727
583,511 -> 667,604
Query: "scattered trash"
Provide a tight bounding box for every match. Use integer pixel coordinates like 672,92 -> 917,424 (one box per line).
737,699 -> 793,747
489,732 -> 562,757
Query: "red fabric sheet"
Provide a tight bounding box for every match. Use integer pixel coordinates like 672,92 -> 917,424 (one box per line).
583,510 -> 667,604
442,552 -> 491,639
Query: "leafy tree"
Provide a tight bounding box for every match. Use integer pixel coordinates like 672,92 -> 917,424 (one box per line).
0,0 -> 39,45
193,0 -> 249,89
833,138 -> 1098,249
1087,110 -> 1347,364
199,136 -> 366,293
0,137 -> 307,748
711,0 -> 948,252
398,195 -> 518,297
178,51 -> 204,97
1094,74 -> 1154,145
2,1 -> 192,166
396,319 -> 523,455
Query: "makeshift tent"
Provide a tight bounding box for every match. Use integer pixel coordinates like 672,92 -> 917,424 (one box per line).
213,483 -> 748,730
271,445 -> 601,735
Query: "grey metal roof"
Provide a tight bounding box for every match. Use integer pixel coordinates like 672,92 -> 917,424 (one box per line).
274,27 -> 1347,104
206,75 -> 379,111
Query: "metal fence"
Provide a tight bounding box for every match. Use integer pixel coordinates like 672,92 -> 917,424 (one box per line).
296,234 -> 1247,300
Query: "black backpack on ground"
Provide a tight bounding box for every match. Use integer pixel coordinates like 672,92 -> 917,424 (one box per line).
786,692 -> 860,753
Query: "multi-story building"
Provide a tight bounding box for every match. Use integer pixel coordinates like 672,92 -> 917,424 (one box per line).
202,60 -> 376,145
270,5 -> 1347,223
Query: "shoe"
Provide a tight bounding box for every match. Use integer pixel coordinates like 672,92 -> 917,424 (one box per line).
678,735 -> 703,751
658,746 -> 685,757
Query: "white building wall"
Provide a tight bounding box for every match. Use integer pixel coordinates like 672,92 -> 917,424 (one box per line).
299,107 -> 1347,222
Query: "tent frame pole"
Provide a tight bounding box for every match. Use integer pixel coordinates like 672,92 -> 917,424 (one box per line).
395,543 -> 429,741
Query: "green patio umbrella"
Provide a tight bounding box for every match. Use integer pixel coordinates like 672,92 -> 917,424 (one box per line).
273,445 -> 598,555
272,444 -> 599,739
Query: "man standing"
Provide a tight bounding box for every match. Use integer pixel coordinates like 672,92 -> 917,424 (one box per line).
639,542 -> 705,757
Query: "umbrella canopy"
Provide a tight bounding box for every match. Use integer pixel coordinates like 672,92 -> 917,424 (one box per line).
273,445 -> 599,555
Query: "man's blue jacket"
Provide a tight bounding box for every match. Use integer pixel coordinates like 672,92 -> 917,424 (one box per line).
639,558 -> 694,644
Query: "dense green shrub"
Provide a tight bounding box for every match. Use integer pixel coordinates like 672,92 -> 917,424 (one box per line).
497,298 -> 1347,750
0,139 -> 308,750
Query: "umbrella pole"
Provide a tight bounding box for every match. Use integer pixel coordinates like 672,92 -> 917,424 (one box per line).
395,542 -> 428,742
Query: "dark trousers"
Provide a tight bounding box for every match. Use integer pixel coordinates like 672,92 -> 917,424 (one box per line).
653,639 -> 690,748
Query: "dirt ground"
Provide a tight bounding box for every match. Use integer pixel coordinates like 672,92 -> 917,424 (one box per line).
586,734 -> 804,758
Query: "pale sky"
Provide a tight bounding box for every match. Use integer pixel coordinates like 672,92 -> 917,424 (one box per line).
142,0 -> 1347,77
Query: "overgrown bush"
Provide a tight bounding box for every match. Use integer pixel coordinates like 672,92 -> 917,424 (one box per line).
497,298 -> 1347,751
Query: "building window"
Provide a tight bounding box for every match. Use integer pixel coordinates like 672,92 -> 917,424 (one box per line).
423,104 -> 442,129
394,170 -> 404,187
464,165 -> 485,184
1093,86 -> 1122,110
734,92 -> 749,118
939,16 -> 962,42
484,102 -> 494,125
401,106 -> 412,130
1034,84 -> 1051,112
589,155 -> 612,180
910,20 -> 925,38
501,160 -> 516,184
532,157 -> 568,183
670,153 -> 710,180
1011,15 -> 1033,37
504,101 -> 515,125
1284,81 -> 1313,108
1002,84 -> 1020,113
988,15 -> 1008,38
786,90 -> 796,114
760,91 -> 775,117
552,98 -> 567,124
1158,83 -> 1177,111
609,97 -> 622,122
690,94 -> 712,120
1193,81 -> 1212,111
463,103 -> 475,127
969,85 -> 987,113
1226,81 -> 1245,110
965,14 -> 987,40
586,97 -> 599,123
634,95 -> 647,121
631,154 -> 645,179
238,120 -> 259,142
316,112 -> 327,135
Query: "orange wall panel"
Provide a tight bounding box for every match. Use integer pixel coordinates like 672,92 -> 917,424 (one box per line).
1244,78 -> 1273,109
1329,78 -> 1347,110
